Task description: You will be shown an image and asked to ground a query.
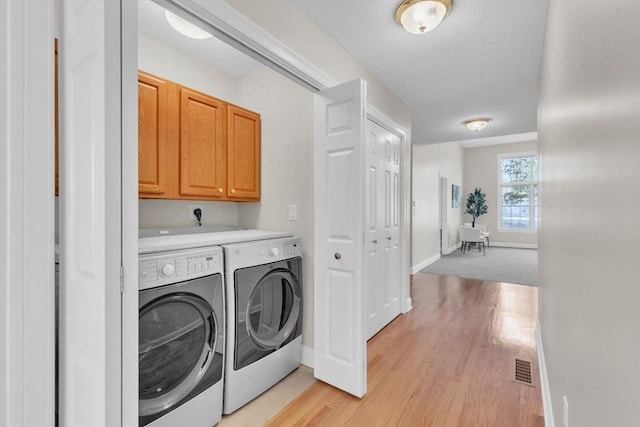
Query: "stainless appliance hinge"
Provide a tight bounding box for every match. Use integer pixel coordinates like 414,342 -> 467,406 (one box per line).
120,266 -> 124,294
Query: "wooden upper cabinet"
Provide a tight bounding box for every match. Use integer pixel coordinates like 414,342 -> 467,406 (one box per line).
136,70 -> 260,201
179,87 -> 226,199
227,105 -> 261,200
138,71 -> 169,196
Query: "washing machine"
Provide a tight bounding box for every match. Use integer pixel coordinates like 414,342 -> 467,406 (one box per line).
138,246 -> 225,427
222,236 -> 303,414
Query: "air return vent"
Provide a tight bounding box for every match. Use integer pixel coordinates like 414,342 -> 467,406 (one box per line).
514,358 -> 533,386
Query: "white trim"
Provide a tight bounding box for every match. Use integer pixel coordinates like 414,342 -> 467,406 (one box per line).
443,241 -> 462,255
121,0 -> 139,425
537,325 -> 555,427
403,297 -> 413,313
0,1 -> 55,426
490,242 -> 538,249
301,345 -> 314,368
411,253 -> 441,274
453,131 -> 538,148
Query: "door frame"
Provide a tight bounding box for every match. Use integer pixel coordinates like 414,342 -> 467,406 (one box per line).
0,2 -> 55,426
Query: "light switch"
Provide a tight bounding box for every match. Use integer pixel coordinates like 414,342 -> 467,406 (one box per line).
288,204 -> 298,221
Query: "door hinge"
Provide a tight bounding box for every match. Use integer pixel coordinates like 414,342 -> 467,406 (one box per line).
120,266 -> 124,294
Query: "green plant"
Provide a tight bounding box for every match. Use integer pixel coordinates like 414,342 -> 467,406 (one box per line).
465,188 -> 489,227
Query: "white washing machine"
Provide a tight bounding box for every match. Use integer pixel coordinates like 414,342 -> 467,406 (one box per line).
222,236 -> 303,414
138,246 -> 225,427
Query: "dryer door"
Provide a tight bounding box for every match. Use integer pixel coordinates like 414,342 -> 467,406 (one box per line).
235,260 -> 303,370
138,293 -> 218,424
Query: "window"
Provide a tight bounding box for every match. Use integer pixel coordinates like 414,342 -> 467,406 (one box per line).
498,153 -> 538,230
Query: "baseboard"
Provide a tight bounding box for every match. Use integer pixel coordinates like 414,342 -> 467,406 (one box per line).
537,325 -> 554,427
411,253 -> 441,274
403,297 -> 413,313
491,242 -> 538,249
301,344 -> 314,369
443,242 -> 462,255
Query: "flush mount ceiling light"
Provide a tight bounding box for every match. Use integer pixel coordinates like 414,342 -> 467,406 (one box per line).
164,9 -> 212,40
395,0 -> 453,34
464,117 -> 491,131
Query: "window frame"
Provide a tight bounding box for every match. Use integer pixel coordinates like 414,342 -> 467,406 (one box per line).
497,152 -> 539,233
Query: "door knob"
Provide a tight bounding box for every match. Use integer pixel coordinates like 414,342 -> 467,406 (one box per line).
334,253 -> 341,260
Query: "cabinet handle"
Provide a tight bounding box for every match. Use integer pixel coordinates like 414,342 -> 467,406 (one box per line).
386,236 -> 392,240
334,253 -> 341,260
231,189 -> 236,194
217,188 -> 223,193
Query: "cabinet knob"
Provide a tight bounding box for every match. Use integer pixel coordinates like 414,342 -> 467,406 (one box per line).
334,253 -> 341,260
217,188 -> 223,193
372,239 -> 378,244
231,189 -> 236,194
386,236 -> 392,240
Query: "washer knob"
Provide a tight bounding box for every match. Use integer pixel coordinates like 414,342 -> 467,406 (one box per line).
270,247 -> 279,257
160,263 -> 175,278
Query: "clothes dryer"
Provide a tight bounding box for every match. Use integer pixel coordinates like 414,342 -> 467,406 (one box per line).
138,246 -> 225,427
222,236 -> 303,414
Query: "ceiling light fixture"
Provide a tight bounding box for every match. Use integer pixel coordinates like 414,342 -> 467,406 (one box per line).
464,118 -> 491,131
164,9 -> 212,40
395,0 -> 452,34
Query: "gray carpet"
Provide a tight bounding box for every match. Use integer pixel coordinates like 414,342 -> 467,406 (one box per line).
419,246 -> 538,286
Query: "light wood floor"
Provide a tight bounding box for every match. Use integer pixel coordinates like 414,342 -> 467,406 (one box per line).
266,273 -> 544,426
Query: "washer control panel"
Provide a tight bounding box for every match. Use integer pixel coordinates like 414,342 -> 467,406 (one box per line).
260,240 -> 301,260
139,246 -> 222,290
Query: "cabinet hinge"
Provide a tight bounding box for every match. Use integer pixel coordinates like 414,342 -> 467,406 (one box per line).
120,266 -> 124,294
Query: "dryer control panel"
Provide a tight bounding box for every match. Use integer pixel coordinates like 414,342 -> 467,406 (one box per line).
139,246 -> 223,290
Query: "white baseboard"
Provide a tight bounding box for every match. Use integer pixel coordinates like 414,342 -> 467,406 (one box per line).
411,253 -> 441,274
537,325 -> 554,427
403,297 -> 412,313
491,242 -> 538,249
443,242 -> 462,255
301,344 -> 314,369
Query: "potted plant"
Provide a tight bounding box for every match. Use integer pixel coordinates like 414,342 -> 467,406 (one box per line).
465,187 -> 488,227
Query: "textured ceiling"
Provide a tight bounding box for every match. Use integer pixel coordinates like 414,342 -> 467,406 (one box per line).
293,0 -> 548,145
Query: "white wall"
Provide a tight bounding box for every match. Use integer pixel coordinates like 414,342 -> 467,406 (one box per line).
137,33 -> 239,227
411,142 -> 463,269
538,1 -> 640,426
463,141 -> 538,247
235,66 -> 315,347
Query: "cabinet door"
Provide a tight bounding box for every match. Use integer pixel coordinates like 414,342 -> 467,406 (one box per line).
179,88 -> 226,198
138,71 -> 169,196
227,105 -> 260,200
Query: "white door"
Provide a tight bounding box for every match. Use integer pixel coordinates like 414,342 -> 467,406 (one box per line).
314,79 -> 367,398
366,120 -> 401,339
440,176 -> 448,253
59,1 -> 122,426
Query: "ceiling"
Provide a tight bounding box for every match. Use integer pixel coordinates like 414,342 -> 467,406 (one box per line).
293,0 -> 548,145
139,0 -> 548,146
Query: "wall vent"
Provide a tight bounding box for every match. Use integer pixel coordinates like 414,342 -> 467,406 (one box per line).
514,358 -> 533,386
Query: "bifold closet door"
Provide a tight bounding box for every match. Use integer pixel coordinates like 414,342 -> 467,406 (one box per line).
365,120 -> 402,340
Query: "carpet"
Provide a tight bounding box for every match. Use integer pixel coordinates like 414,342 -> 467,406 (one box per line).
419,246 -> 538,286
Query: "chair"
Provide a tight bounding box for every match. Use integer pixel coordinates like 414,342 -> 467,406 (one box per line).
464,223 -> 490,247
458,225 -> 485,255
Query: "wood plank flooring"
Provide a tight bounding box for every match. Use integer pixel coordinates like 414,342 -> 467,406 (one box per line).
266,273 -> 544,427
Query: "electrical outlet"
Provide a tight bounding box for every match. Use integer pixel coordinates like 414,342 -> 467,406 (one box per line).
563,395 -> 569,427
189,205 -> 204,221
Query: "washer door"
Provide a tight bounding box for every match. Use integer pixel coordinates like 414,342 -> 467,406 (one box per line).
235,263 -> 302,369
138,293 -> 218,418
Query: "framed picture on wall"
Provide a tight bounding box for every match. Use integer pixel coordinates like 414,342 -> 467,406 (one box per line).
452,184 -> 461,208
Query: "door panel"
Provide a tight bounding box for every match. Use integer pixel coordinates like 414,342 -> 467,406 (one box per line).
179,88 -> 225,198
227,105 -> 260,200
314,80 -> 366,398
138,72 -> 168,195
